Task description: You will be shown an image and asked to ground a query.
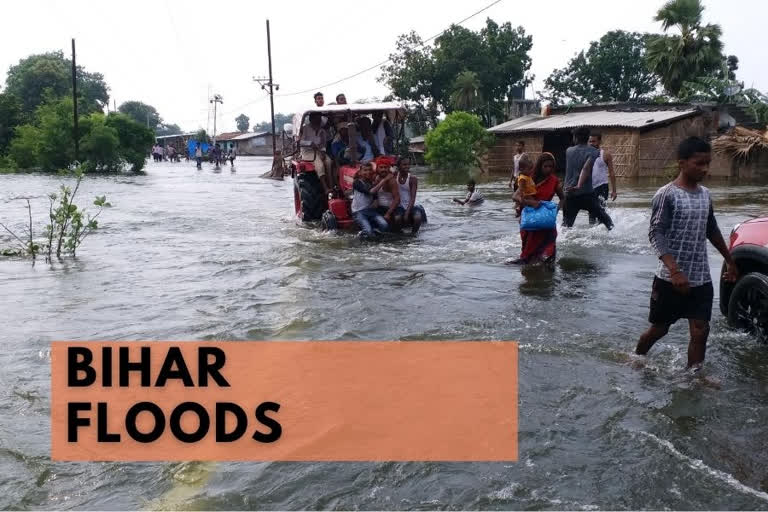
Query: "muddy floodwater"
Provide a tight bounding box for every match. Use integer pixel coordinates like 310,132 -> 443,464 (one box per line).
1,157 -> 768,510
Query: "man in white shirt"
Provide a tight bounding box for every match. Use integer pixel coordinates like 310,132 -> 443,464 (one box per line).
372,112 -> 393,155
588,133 -> 618,225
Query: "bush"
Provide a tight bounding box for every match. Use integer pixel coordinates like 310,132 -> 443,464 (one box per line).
36,97 -> 75,170
4,97 -> 154,172
80,114 -> 121,171
424,111 -> 494,169
9,124 -> 41,168
105,112 -> 154,172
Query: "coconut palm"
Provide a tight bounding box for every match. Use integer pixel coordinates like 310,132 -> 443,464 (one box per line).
646,0 -> 724,97
449,71 -> 482,112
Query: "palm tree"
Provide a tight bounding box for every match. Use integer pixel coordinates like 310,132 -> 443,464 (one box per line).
646,0 -> 724,97
449,71 -> 482,112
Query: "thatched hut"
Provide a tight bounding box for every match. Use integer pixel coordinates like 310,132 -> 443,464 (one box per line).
711,126 -> 768,178
486,104 -> 721,177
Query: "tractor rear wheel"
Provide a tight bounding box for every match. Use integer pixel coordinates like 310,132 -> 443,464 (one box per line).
295,172 -> 326,222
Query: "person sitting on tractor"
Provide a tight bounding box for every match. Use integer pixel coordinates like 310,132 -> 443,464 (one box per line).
355,117 -> 380,163
374,159 -> 402,227
331,122 -> 363,166
372,111 -> 394,155
395,156 -> 426,233
351,162 -> 390,238
300,112 -> 332,194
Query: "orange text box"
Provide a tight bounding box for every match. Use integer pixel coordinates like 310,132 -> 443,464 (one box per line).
51,341 -> 517,461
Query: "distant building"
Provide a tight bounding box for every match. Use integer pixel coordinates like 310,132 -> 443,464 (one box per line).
486,103 -> 722,177
232,131 -> 283,156
408,135 -> 426,165
156,132 -> 196,149
212,132 -> 243,153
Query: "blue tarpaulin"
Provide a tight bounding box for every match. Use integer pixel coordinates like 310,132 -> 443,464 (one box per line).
187,140 -> 210,158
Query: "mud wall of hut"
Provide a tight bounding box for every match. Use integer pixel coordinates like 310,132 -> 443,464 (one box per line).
637,116 -> 711,177
710,151 -> 768,178
487,134 -> 543,174
591,128 -> 639,178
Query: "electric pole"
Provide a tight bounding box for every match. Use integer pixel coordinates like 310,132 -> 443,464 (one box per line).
209,94 -> 223,144
253,19 -> 280,156
71,38 -> 79,162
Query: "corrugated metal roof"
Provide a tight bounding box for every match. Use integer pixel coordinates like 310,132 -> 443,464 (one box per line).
233,131 -> 271,140
214,131 -> 244,141
488,109 -> 700,133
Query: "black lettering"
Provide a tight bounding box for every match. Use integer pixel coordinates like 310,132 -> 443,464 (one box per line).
216,402 -> 247,442
155,347 -> 194,387
68,347 -> 95,387
102,346 -> 112,387
125,402 -> 165,442
170,402 -> 210,443
199,347 -> 229,387
97,402 -> 120,442
119,346 -> 151,387
252,402 -> 281,443
67,402 -> 91,442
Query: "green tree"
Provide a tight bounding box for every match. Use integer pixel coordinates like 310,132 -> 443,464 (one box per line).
118,101 -> 161,131
7,99 -> 153,172
36,97 -> 76,170
542,31 -> 659,106
379,31 -> 439,126
0,92 -> 22,154
449,71 -> 482,111
253,113 -> 294,132
105,113 -> 154,172
646,0 -> 724,97
4,51 -> 109,116
424,111 -> 494,169
380,19 -> 532,126
156,123 -> 183,136
194,129 -> 211,145
8,124 -> 41,168
235,114 -> 250,132
79,114 -> 121,171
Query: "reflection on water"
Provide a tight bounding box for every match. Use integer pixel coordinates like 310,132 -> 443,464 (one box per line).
1,158 -> 768,509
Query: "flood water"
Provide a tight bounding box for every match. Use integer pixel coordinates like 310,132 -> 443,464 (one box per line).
1,157 -> 768,510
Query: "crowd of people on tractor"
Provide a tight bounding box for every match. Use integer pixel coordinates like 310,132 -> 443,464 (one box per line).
351,156 -> 426,237
297,91 -> 413,237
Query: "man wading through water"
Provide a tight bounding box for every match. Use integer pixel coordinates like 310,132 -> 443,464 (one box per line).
635,137 -> 738,370
562,127 -> 613,229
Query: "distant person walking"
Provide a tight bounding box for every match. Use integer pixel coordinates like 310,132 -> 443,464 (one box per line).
561,127 -> 613,230
588,133 -> 617,225
195,143 -> 203,169
507,140 -> 525,192
635,137 -> 738,370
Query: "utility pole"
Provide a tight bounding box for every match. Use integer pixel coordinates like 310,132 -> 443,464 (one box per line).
254,19 -> 280,155
209,94 -> 223,144
71,38 -> 79,162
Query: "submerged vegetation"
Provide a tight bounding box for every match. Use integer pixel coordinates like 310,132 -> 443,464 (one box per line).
0,167 -> 110,263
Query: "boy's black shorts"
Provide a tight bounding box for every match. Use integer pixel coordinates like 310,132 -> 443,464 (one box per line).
649,276 -> 713,324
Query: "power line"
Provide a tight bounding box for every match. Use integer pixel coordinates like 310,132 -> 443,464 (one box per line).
275,0 -> 504,98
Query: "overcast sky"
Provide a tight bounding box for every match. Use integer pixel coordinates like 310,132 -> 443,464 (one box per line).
2,0 -> 764,134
